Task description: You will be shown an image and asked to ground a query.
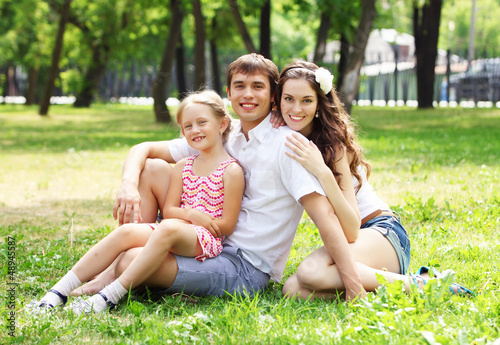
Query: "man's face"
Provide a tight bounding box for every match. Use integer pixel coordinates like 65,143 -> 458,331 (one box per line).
227,72 -> 272,130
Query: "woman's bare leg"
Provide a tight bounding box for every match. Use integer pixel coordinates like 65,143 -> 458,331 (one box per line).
283,228 -> 406,299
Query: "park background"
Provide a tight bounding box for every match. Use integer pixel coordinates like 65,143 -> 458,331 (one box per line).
1,0 -> 500,343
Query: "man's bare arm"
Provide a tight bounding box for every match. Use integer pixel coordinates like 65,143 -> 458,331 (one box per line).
114,141 -> 176,224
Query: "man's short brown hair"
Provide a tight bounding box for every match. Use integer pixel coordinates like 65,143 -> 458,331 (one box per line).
226,53 -> 279,98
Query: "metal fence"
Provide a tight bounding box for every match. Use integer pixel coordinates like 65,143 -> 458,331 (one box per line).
2,54 -> 500,106
356,56 -> 500,106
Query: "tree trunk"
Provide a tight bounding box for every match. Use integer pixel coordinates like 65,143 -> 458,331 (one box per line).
193,0 -> 206,90
176,32 -> 188,100
336,34 -> 350,91
25,66 -> 38,105
228,0 -> 257,53
413,0 -> 442,108
39,0 -> 72,116
259,0 -> 271,59
313,12 -> 331,63
467,0 -> 476,67
339,0 -> 376,114
73,44 -> 110,107
210,17 -> 221,96
152,0 -> 184,123
1,67 -> 7,99
7,66 -> 18,96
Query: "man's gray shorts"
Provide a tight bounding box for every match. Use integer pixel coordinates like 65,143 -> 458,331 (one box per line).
158,244 -> 270,297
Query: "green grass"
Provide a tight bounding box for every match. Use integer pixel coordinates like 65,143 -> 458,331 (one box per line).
1,104 -> 499,344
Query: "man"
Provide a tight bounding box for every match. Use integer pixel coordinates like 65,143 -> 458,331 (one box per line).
88,54 -> 364,300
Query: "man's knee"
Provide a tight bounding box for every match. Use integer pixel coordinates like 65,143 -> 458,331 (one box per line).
116,248 -> 142,276
140,159 -> 172,187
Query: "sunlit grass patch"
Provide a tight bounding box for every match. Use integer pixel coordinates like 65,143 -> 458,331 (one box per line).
1,105 -> 499,343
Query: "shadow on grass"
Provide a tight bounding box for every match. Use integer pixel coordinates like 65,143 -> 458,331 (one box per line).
0,198 -> 116,236
0,104 -> 180,153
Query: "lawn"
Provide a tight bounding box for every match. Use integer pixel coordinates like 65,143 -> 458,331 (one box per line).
1,104 -> 499,344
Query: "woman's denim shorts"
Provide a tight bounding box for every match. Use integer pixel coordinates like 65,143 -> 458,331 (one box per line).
361,214 -> 411,274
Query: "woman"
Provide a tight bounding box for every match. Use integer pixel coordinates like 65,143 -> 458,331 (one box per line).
273,60 -> 473,299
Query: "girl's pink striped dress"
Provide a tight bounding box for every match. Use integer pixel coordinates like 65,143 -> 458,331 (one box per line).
180,155 -> 237,261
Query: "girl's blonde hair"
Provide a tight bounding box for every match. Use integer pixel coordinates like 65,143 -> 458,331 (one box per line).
176,90 -> 232,143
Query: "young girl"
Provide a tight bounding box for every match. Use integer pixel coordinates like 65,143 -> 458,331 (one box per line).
272,60 -> 473,298
28,90 -> 245,314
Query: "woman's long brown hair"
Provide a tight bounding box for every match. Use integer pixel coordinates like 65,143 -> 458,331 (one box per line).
275,60 -> 371,191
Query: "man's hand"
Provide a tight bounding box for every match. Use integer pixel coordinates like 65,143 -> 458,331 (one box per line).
113,184 -> 142,225
269,109 -> 286,128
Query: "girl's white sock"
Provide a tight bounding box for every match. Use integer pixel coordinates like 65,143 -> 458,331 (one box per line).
101,279 -> 129,305
85,279 -> 128,313
42,271 -> 82,307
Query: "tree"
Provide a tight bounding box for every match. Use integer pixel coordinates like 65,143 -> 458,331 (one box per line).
259,0 -> 271,59
152,0 -> 185,123
313,12 -> 331,62
0,0 -> 55,105
438,0 -> 500,57
338,0 -> 376,114
228,0 -> 257,53
193,0 -> 206,90
69,15 -> 112,108
66,0 -> 139,107
209,16 -> 222,95
175,32 -> 188,99
39,0 -> 72,116
413,0 -> 442,108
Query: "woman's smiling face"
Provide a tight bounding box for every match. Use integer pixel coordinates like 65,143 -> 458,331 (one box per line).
280,78 -> 318,136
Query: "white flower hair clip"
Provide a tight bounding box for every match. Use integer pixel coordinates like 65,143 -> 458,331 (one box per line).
315,67 -> 334,95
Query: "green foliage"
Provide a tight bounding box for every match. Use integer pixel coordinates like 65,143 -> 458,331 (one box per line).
439,0 -> 500,52
0,105 -> 499,343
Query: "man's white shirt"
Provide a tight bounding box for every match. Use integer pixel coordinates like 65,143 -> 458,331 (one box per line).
168,115 -> 325,282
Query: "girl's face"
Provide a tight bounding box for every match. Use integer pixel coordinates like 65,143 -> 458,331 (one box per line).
180,103 -> 226,151
280,78 -> 318,136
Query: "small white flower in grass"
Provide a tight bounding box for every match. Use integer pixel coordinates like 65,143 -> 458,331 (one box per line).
315,67 -> 334,94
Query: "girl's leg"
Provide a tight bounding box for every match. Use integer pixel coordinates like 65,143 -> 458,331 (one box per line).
118,219 -> 202,290
68,220 -> 202,314
71,223 -> 153,283
74,159 -> 172,294
70,253 -> 124,296
29,224 -> 153,312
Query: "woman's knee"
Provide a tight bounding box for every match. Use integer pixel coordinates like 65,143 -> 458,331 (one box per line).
282,275 -> 300,298
295,257 -> 325,289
